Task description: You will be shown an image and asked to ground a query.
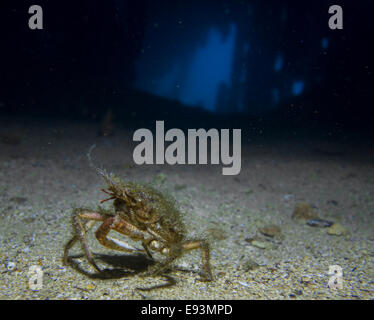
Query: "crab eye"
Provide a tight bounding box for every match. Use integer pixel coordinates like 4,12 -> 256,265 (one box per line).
149,240 -> 161,250
123,189 -> 138,204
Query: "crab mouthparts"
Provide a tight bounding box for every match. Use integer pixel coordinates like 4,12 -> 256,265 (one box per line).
100,188 -> 116,203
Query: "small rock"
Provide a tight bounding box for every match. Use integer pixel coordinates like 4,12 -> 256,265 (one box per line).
291,202 -> 319,221
327,200 -> 339,206
238,281 -> 250,287
250,240 -> 272,250
6,262 -> 16,271
300,276 -> 311,285
99,108 -> 114,137
306,218 -> 334,228
86,284 -> 96,291
242,258 -> 260,272
9,197 -> 28,205
258,225 -> 281,237
284,194 -> 294,201
327,223 -> 347,236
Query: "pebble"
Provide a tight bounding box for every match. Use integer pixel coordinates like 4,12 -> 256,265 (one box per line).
327,200 -> 339,206
250,240 -> 273,250
242,258 -> 260,272
327,223 -> 347,236
6,262 -> 16,271
238,281 -> 250,287
291,202 -> 319,221
258,225 -> 281,237
9,197 -> 28,205
284,194 -> 294,201
300,276 -> 311,284
306,218 -> 334,228
86,284 -> 96,291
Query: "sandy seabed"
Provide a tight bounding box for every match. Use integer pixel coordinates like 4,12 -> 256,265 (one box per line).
0,117 -> 373,300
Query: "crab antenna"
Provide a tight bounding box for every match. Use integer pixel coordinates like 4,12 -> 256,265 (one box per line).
87,144 -> 107,177
87,144 -> 97,170
86,144 -> 119,189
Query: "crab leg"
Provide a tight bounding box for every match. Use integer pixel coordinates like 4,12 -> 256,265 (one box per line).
141,253 -> 181,277
64,209 -> 108,272
63,219 -> 96,266
95,216 -> 144,253
183,239 -> 213,281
